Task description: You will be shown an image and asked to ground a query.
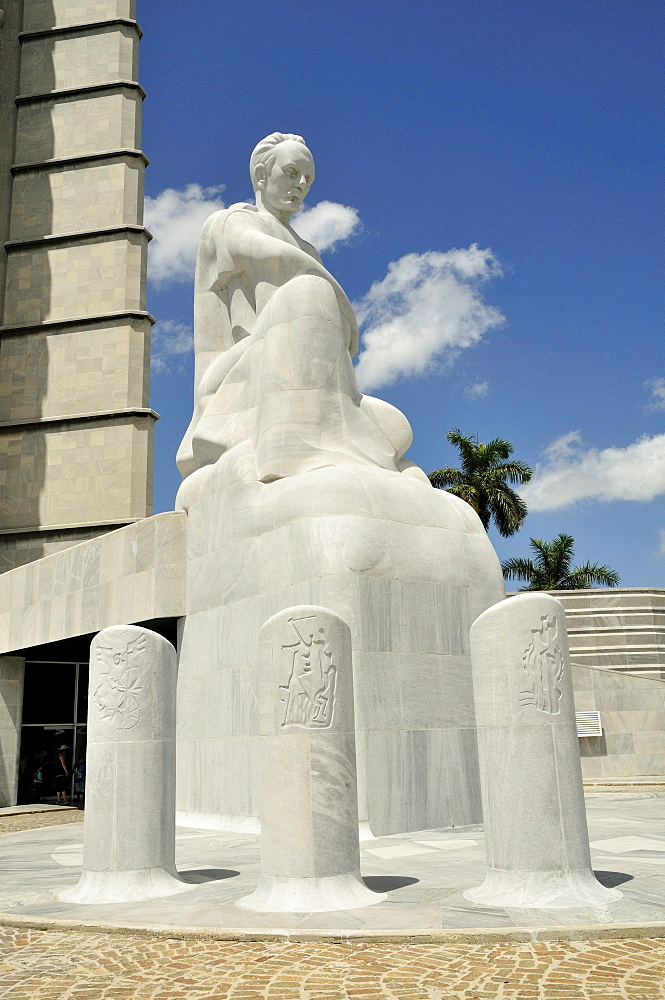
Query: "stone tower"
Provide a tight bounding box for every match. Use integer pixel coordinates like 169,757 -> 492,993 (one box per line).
0,0 -> 154,572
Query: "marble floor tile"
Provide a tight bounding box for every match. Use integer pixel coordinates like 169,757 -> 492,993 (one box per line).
590,835 -> 665,852
2,794 -> 665,935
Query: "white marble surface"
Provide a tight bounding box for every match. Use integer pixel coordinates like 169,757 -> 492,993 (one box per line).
238,606 -> 383,913
174,133 -> 506,835
0,512 -> 187,655
176,133 -> 424,492
0,656 -> 23,806
1,792 -> 663,934
176,467 -> 506,835
61,626 -> 188,904
465,593 -> 622,909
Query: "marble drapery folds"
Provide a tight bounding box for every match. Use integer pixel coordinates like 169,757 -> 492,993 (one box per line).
176,203 -> 427,503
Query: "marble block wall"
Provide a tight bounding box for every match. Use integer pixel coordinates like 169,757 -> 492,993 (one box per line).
22,1 -> 137,34
176,465 -> 506,837
572,662 -> 665,778
0,315 -> 151,422
0,511 -> 186,653
0,0 -> 154,571
0,656 -> 24,807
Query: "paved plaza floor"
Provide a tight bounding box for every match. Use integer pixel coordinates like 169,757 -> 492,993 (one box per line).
1,793 -> 664,939
1,796 -> 665,998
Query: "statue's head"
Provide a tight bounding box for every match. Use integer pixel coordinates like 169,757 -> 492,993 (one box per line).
250,132 -> 315,218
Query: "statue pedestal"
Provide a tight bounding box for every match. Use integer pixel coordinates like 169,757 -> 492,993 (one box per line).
175,464 -> 505,836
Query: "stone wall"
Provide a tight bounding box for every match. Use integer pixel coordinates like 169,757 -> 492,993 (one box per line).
0,656 -> 24,806
0,0 -> 154,571
0,511 -> 186,654
572,662 -> 665,778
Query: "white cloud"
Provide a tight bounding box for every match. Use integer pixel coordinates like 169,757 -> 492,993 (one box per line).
464,380 -> 489,399
145,184 -> 226,285
645,377 -> 665,412
353,245 -> 504,392
151,319 -> 194,374
544,430 -> 583,461
521,432 -> 665,511
292,200 -> 361,253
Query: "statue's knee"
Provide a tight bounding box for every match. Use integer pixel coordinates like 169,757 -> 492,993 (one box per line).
270,274 -> 338,324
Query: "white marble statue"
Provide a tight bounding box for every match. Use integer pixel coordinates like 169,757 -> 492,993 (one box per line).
176,132 -> 427,504
174,133 -> 506,836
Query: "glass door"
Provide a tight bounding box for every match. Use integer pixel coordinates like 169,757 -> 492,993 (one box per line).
18,661 -> 88,806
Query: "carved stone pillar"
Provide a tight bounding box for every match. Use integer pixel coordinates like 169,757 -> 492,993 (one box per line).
465,592 -> 622,908
61,625 -> 189,904
238,605 -> 383,912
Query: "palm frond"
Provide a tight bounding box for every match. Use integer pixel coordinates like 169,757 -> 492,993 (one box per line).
485,484 -> 529,537
429,467 -> 467,489
501,557 -> 536,581
446,483 -> 480,513
566,563 -> 620,589
509,535 -> 620,590
435,428 -> 533,537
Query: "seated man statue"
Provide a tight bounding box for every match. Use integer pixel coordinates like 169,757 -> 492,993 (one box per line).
174,133 -> 505,836
176,131 -> 428,504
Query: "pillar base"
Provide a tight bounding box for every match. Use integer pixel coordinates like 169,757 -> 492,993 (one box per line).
60,865 -> 191,904
236,871 -> 386,913
464,867 -> 622,909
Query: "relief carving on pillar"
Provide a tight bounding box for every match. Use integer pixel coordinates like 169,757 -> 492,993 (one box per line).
279,614 -> 337,729
519,614 -> 563,715
93,632 -> 146,730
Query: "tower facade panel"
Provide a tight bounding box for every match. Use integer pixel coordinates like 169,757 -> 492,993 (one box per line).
0,0 -> 154,571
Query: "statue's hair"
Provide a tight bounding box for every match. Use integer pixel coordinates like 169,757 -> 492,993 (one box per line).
249,132 -> 308,191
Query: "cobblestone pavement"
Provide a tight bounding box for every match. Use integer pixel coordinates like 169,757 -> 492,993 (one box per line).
0,810 -> 83,836
0,927 -> 663,999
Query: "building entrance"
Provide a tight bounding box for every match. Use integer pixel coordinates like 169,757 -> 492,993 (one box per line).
18,661 -> 88,806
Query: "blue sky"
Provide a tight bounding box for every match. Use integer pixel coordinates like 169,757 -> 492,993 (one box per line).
138,0 -> 664,587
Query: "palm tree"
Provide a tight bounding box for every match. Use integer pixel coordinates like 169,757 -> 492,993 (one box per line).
429,429 -> 533,537
502,534 -> 620,590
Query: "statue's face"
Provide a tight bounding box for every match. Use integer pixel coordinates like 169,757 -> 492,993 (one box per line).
257,141 -> 315,217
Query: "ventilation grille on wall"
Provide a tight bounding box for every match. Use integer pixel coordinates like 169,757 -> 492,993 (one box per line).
575,711 -> 603,737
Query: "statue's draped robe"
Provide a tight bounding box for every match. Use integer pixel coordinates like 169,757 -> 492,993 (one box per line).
176,204 -> 426,493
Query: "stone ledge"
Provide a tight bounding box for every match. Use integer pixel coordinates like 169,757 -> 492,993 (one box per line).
4,225 -> 151,252
18,18 -> 143,42
10,149 -> 149,174
1,912 -> 665,943
570,646 -> 665,655
0,407 -> 159,432
15,80 -> 146,105
0,310 -> 156,336
566,607 -> 665,616
569,626 -> 665,634
555,588 -> 665,596
0,519 -> 144,537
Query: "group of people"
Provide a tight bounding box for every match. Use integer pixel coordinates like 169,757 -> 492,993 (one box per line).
29,747 -> 85,806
